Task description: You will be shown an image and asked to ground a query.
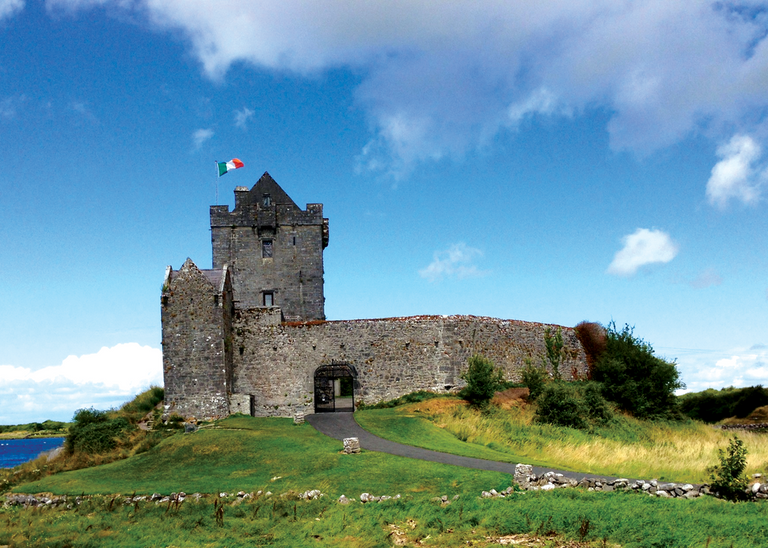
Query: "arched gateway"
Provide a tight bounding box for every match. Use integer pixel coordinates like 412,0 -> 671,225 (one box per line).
314,362 -> 357,413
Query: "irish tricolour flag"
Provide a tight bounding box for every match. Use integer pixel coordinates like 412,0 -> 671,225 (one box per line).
217,158 -> 244,176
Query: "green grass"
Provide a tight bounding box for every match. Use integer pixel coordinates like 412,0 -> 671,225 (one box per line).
3,486 -> 768,547
354,407 -> 565,469
356,401 -> 768,483
15,416 -> 511,497
7,411 -> 768,547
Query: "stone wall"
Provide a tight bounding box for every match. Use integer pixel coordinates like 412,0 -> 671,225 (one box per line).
231,313 -> 588,417
161,260 -> 233,419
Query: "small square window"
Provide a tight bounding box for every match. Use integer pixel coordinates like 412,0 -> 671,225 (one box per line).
262,239 -> 273,258
263,292 -> 274,307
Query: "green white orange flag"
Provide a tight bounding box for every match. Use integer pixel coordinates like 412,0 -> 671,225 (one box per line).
217,158 -> 244,176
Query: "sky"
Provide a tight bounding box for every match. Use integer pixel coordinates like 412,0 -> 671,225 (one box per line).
1,0 -> 767,424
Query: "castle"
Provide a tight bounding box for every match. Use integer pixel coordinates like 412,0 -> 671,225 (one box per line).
161,172 -> 588,419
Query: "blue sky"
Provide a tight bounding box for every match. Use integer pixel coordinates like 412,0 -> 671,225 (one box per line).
1,0 -> 767,424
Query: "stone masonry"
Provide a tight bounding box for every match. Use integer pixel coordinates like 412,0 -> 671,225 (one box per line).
162,172 -> 589,420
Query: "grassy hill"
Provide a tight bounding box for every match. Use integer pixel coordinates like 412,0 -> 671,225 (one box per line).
15,415 -> 509,497
5,414 -> 768,547
356,396 -> 768,483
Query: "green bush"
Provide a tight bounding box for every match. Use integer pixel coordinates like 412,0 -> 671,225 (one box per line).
582,382 -> 614,425
534,381 -> 614,429
709,436 -> 749,501
592,323 -> 683,419
460,354 -> 504,408
521,361 -> 546,401
679,386 -> 768,423
535,382 -> 588,429
66,408 -> 133,455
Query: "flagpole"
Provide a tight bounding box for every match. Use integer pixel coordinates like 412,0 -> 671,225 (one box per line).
215,161 -> 219,205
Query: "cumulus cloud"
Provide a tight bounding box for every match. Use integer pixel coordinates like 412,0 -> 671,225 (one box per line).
0,0 -> 23,21
44,1 -> 768,176
677,345 -> 768,393
607,228 -> 678,277
192,128 -> 213,149
234,106 -> 254,129
0,343 -> 162,423
706,134 -> 766,208
419,242 -> 488,283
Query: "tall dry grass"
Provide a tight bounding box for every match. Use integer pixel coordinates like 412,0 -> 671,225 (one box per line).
420,401 -> 768,483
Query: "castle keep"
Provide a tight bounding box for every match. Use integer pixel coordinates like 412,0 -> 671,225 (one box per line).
162,172 -> 588,419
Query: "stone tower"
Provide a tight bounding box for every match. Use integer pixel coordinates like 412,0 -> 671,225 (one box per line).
209,172 -> 329,321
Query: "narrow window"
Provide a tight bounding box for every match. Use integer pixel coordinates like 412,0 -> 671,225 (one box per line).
262,239 -> 273,258
292,236 -> 296,245
263,292 -> 274,307
263,194 -> 271,207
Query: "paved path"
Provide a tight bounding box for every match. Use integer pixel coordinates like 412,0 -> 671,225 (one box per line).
306,412 -> 630,482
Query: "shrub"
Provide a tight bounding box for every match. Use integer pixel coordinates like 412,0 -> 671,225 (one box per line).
592,323 -> 683,419
709,436 -> 749,501
534,382 -> 588,429
66,408 -> 133,455
534,381 -> 614,429
460,355 -> 504,408
582,382 -> 614,425
521,361 -> 546,401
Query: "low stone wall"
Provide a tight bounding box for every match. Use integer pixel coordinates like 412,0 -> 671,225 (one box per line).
232,314 -> 588,417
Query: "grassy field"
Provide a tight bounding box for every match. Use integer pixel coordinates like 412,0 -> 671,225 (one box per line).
355,398 -> 768,483
14,416 -> 510,497
4,488 -> 768,547
6,399 -> 768,547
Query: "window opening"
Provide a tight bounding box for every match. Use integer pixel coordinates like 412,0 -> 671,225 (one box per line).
262,239 -> 273,258
263,291 -> 274,307
263,194 -> 271,207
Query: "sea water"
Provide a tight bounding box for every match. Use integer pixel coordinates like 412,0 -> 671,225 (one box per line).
0,438 -> 65,468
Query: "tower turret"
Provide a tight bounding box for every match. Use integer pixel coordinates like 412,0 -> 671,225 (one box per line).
210,172 -> 328,321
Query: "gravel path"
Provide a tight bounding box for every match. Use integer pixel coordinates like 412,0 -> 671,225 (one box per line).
306,411 -> 633,482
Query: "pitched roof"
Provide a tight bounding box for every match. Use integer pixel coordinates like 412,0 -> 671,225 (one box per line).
248,171 -> 299,209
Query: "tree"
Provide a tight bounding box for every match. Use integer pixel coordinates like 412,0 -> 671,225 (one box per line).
522,359 -> 547,401
544,327 -> 564,380
709,436 -> 749,501
592,323 -> 683,419
461,354 -> 504,408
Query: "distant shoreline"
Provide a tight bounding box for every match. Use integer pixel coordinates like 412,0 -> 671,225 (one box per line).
0,432 -> 67,440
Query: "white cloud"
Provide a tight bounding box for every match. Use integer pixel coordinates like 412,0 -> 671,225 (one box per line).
607,228 -> 678,277
0,0 -> 23,21
676,345 -> 768,393
44,1 -> 768,176
0,343 -> 162,423
706,134 -> 766,208
419,242 -> 488,283
234,106 -> 254,129
192,127 -> 213,149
